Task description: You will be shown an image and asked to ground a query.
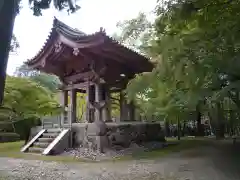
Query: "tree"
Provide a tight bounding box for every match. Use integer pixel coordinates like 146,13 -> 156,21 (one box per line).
3,76 -> 60,119
0,76 -> 61,142
15,64 -> 61,92
10,34 -> 19,54
114,12 -> 154,55
14,64 -> 37,77
113,13 -> 157,119
0,0 -> 80,104
126,0 -> 240,139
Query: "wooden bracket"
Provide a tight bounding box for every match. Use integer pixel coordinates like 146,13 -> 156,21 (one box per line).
89,101 -> 107,110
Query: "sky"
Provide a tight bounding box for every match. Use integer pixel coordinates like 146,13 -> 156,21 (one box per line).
8,0 -> 157,75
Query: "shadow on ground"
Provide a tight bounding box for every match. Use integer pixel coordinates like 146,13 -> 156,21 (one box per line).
179,140 -> 240,180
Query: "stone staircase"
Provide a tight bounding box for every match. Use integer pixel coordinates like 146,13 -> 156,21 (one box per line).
21,128 -> 69,155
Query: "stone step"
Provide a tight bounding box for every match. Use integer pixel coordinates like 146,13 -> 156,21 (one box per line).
46,128 -> 62,133
28,147 -> 44,153
42,133 -> 59,138
34,142 -> 49,148
38,137 -> 55,143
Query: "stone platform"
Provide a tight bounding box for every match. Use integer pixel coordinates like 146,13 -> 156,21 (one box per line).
30,122 -> 165,154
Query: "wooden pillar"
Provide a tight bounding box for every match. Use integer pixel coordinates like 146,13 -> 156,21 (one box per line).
85,85 -> 90,122
129,101 -> 135,121
85,85 -> 95,122
120,91 -> 129,121
120,91 -> 124,121
69,89 -> 77,123
94,83 -> 102,121
102,85 -> 111,122
60,90 -> 68,125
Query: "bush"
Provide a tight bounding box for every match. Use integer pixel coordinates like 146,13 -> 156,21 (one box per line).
0,132 -> 20,143
14,117 -> 41,140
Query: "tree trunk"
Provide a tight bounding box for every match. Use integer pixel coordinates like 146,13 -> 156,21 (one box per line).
164,120 -> 170,137
196,104 -> 203,136
182,120 -> 186,136
215,102 -> 225,140
0,0 -> 18,104
177,116 -> 181,140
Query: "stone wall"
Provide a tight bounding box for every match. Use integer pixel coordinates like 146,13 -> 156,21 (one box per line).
30,122 -> 165,149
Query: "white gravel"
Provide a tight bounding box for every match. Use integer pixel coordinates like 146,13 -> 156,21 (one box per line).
0,143 -> 240,180
61,142 -> 166,161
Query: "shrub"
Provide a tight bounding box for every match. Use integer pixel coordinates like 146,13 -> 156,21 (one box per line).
14,117 -> 41,140
0,132 -> 20,143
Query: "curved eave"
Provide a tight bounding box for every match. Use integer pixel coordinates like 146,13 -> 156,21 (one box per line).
25,33 -> 106,68
101,36 -> 154,73
25,18 -> 153,73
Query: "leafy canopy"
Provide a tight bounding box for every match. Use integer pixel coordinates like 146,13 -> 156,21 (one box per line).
122,0 -> 240,123
2,76 -> 60,121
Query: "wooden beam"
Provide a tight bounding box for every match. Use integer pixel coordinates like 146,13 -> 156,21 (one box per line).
62,79 -> 104,91
83,49 -> 135,78
101,47 -> 150,73
88,47 -> 134,71
101,40 -> 153,72
64,71 -> 93,83
62,81 -> 93,90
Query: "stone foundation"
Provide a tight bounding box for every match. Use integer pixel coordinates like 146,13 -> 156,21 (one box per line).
30,122 -> 165,151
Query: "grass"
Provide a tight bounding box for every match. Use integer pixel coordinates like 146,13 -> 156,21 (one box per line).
111,137 -> 211,161
0,141 -> 83,163
0,138 -> 211,163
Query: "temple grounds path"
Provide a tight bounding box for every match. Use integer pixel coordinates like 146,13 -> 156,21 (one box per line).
0,139 -> 240,180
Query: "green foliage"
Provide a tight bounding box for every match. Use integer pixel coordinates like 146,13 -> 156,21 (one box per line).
31,73 -> 61,93
10,34 -> 19,53
28,0 -> 81,16
76,93 -> 86,121
122,0 -> 240,129
114,12 -> 155,55
0,76 -> 60,139
14,117 -> 40,139
3,76 -> 60,119
111,93 -> 120,118
15,64 -> 61,93
0,132 -> 20,143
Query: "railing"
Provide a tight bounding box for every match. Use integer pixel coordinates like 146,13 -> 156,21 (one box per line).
41,109 -> 72,129
41,115 -> 62,129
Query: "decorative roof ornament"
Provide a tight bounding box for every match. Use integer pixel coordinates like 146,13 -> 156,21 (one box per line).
41,59 -> 46,67
99,27 -> 106,34
73,48 -> 80,56
55,42 -> 62,53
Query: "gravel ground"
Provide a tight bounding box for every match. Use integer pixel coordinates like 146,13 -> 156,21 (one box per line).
0,142 -> 240,180
61,142 -> 167,161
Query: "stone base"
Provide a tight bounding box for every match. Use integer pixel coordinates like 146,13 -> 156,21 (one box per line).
30,122 -> 165,153
72,122 -> 165,149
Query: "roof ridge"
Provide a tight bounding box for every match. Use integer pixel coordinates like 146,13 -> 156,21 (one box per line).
53,17 -> 86,35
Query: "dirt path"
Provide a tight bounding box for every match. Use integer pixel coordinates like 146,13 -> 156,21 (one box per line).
0,142 -> 240,180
